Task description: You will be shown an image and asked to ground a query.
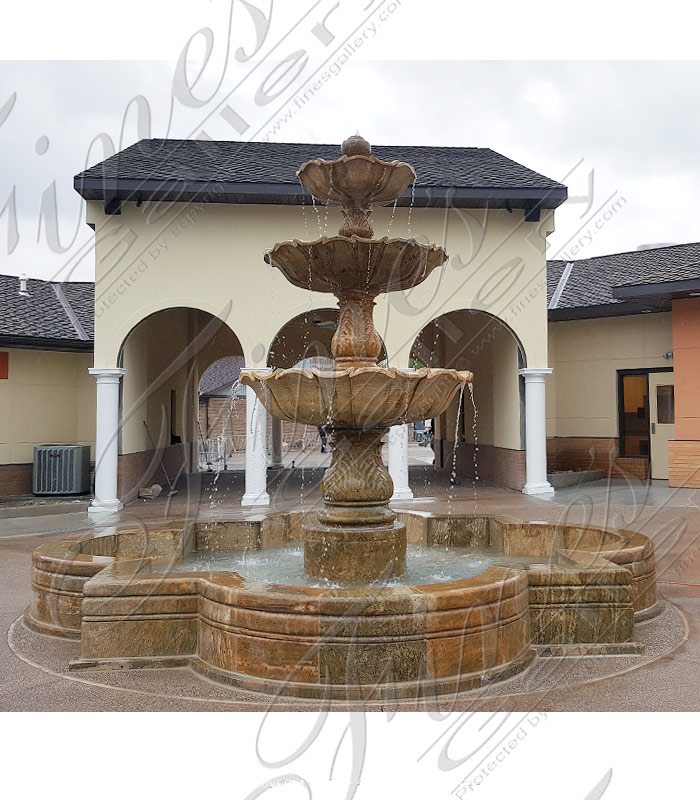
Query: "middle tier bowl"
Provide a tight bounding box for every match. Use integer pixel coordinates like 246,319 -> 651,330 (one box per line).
264,236 -> 448,295
240,366 -> 473,429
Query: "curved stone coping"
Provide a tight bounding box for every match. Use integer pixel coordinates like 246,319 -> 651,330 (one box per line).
76,558 -> 533,698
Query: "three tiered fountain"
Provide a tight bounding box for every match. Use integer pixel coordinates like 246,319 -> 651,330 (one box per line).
26,136 -> 659,701
241,133 -> 471,583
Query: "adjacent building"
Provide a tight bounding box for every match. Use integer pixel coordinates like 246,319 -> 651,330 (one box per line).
0,274 -> 95,495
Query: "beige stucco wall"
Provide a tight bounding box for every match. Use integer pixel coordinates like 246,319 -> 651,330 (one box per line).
87,200 -> 554,375
0,347 -> 95,464
547,312 -> 673,438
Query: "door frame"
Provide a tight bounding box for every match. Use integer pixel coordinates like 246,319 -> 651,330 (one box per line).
617,367 -> 673,464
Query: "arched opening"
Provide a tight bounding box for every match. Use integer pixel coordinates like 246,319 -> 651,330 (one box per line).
266,309 -> 339,459
197,356 -> 246,472
410,310 -> 526,490
117,307 -> 244,497
268,308 -> 338,370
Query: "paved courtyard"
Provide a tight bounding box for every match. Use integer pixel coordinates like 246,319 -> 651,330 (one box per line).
2,468 -> 699,712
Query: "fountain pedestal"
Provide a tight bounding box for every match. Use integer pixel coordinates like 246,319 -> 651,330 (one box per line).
304,427 -> 406,581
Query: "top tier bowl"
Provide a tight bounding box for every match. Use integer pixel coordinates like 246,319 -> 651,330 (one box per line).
297,134 -> 416,239
298,153 -> 416,208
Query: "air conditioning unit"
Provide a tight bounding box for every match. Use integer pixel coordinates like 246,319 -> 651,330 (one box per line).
33,445 -> 91,495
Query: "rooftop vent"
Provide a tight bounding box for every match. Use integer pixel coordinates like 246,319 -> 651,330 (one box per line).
636,243 -> 678,251
18,273 -> 29,297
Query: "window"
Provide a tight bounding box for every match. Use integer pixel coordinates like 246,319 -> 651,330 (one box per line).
619,373 -> 649,457
656,385 -> 675,424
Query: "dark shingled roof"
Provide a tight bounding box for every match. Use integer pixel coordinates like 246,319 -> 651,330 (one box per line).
199,356 -> 245,397
75,139 -> 567,211
0,275 -> 94,349
547,242 -> 700,319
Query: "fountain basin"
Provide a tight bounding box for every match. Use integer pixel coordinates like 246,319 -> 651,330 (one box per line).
26,512 -> 659,700
264,236 -> 447,295
239,366 -> 472,428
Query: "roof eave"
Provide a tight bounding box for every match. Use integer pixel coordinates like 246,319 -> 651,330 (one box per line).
74,176 -> 568,210
0,335 -> 94,352
612,277 -> 700,304
548,301 -> 667,321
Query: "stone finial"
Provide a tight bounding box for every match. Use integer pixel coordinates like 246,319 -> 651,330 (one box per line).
341,133 -> 371,157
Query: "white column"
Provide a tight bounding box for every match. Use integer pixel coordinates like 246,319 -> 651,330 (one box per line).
519,368 -> 554,495
241,372 -> 270,506
271,417 -> 283,468
87,367 -> 126,516
388,423 -> 414,500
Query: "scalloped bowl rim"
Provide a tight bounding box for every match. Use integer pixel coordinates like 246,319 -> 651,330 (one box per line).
264,234 -> 448,264
296,153 -> 417,181
241,366 -> 472,382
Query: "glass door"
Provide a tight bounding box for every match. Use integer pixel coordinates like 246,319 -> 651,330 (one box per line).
648,372 -> 675,480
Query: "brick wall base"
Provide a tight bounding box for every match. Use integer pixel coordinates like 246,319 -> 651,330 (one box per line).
0,463 -> 33,496
118,444 -> 191,504
668,440 -> 700,488
435,439 -> 526,491
547,437 -> 649,480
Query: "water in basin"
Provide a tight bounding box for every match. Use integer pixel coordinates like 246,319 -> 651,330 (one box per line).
152,544 -> 543,588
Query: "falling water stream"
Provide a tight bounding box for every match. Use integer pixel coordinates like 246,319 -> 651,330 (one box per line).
468,382 -> 480,510
406,180 -> 416,237
450,383 -> 465,489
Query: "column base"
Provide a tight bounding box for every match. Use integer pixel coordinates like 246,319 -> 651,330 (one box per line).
523,481 -> 555,496
391,487 -> 414,501
241,492 -> 270,507
88,498 -> 124,516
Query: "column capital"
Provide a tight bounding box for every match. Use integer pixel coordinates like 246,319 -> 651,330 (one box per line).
518,368 -> 553,381
89,367 -> 126,383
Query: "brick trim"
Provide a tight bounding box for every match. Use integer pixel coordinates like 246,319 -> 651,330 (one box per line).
436,439 -> 526,491
547,436 -> 649,480
668,440 -> 700,488
0,463 -> 33,496
117,444 -> 191,503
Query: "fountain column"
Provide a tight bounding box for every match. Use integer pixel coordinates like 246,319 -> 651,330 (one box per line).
519,368 -> 554,495
271,417 -> 284,468
241,370 -> 270,506
389,424 -> 413,500
87,367 -> 126,516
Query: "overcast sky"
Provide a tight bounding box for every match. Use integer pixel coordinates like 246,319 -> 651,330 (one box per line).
1,3 -> 699,281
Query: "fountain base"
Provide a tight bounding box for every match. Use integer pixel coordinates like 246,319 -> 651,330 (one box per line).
303,518 -> 406,582
27,511 -> 659,701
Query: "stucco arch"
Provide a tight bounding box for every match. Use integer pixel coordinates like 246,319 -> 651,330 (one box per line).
409,308 -> 526,489
409,308 -> 527,370
97,296 -> 246,369
117,306 -> 245,457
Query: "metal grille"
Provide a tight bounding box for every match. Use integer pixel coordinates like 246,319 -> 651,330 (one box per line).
33,446 -> 90,495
